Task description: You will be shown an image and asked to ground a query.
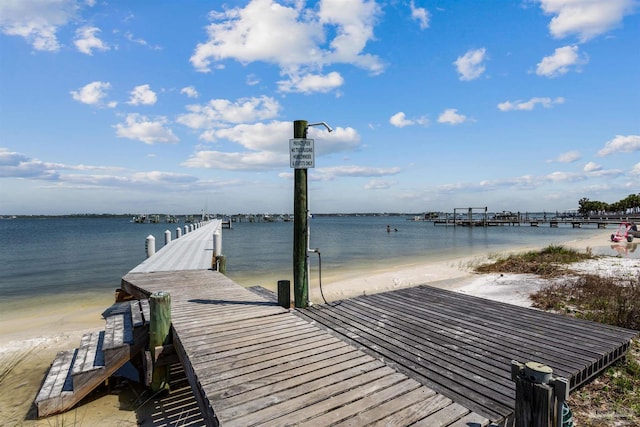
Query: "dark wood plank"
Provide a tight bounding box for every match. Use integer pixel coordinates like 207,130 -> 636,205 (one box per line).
296,283 -> 638,423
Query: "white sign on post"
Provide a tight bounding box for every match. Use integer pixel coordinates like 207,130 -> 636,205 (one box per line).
289,138 -> 315,169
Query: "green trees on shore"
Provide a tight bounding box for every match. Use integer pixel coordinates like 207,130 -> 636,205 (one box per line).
578,193 -> 640,216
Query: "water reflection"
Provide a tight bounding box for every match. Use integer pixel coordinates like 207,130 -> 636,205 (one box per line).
611,243 -> 638,257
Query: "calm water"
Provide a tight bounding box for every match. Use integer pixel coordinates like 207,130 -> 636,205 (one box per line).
0,215 -> 621,303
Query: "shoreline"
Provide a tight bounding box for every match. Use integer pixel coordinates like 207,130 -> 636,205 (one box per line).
2,229 -> 633,352
1,229 -> 638,424
308,228 -> 630,305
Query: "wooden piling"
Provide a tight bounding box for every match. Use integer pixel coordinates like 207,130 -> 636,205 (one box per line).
511,360 -> 569,427
149,291 -> 171,393
293,120 -> 309,308
278,280 -> 291,308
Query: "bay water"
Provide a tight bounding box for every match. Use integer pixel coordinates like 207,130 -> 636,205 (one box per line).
1,215 -> 615,310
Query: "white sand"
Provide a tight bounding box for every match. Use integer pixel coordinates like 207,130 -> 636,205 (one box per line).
312,230 -> 640,308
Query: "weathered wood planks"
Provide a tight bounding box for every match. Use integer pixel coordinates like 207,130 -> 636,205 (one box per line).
296,284 -> 638,423
35,299 -> 151,417
122,270 -> 491,427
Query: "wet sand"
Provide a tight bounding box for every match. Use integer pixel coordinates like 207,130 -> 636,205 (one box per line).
1,229 -> 636,425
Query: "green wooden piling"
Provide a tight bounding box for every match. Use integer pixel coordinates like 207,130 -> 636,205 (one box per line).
150,291 -> 171,393
293,120 -> 309,308
218,255 -> 226,274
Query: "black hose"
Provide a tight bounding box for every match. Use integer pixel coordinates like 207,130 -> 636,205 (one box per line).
316,250 -> 341,307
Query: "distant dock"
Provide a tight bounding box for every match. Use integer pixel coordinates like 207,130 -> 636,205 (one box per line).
414,207 -> 640,228
34,217 -> 638,426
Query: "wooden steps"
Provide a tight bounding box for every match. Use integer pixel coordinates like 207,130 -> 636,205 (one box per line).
35,299 -> 150,418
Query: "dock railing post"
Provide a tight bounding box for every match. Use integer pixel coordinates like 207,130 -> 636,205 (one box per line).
511,360 -> 571,427
212,227 -> 226,273
145,235 -> 155,258
150,291 -> 171,393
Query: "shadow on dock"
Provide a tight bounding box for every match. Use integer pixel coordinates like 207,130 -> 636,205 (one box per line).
135,364 -> 205,426
188,298 -> 277,307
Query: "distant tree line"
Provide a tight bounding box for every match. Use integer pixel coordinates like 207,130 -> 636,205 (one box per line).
578,193 -> 640,216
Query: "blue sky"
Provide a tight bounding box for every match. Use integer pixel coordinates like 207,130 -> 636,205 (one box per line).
1,0 -> 638,215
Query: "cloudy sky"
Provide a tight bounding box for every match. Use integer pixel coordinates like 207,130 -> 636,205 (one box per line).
1,0 -> 638,215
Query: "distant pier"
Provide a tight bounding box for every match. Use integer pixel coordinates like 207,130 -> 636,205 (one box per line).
417,207 -> 640,228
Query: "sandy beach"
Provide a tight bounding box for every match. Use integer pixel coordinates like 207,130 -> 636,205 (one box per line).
311,229 -> 640,306
1,229 -> 638,425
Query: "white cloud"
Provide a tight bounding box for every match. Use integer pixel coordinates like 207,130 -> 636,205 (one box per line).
317,0 -> 383,72
0,0 -> 79,51
498,97 -> 565,111
131,171 -> 198,184
177,96 -> 281,132
536,45 -> 588,77
0,148 -> 57,179
124,31 -> 161,50
390,112 -> 412,128
278,71 -> 345,94
537,0 -> 637,42
191,0 -> 319,72
74,26 -> 109,55
246,74 -> 260,86
212,121 -> 292,152
314,165 -> 401,181
180,86 -> 199,98
128,84 -> 157,106
389,112 -> 428,128
454,48 -> 487,81
182,122 -> 360,171
631,163 -> 640,175
0,147 -> 126,181
114,114 -> 179,145
190,0 -> 383,87
410,1 -> 430,30
437,109 -> 467,125
583,161 -> 602,172
597,134 -> 640,157
544,171 -> 587,183
215,122 -> 358,155
364,179 -> 395,190
553,151 -> 581,163
70,81 -> 114,106
182,150 -> 285,171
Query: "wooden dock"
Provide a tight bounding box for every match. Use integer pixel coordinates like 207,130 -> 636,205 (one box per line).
294,285 -> 638,424
34,218 -> 638,426
132,219 -> 223,273
121,270 -> 491,426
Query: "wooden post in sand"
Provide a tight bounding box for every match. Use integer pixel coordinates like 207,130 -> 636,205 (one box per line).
150,291 -> 171,393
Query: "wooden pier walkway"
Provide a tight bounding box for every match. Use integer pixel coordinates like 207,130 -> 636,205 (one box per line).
131,219 -> 223,273
122,270 -> 491,426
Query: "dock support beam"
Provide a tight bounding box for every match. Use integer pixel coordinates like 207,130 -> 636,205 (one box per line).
150,291 -> 171,393
293,120 -> 309,308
